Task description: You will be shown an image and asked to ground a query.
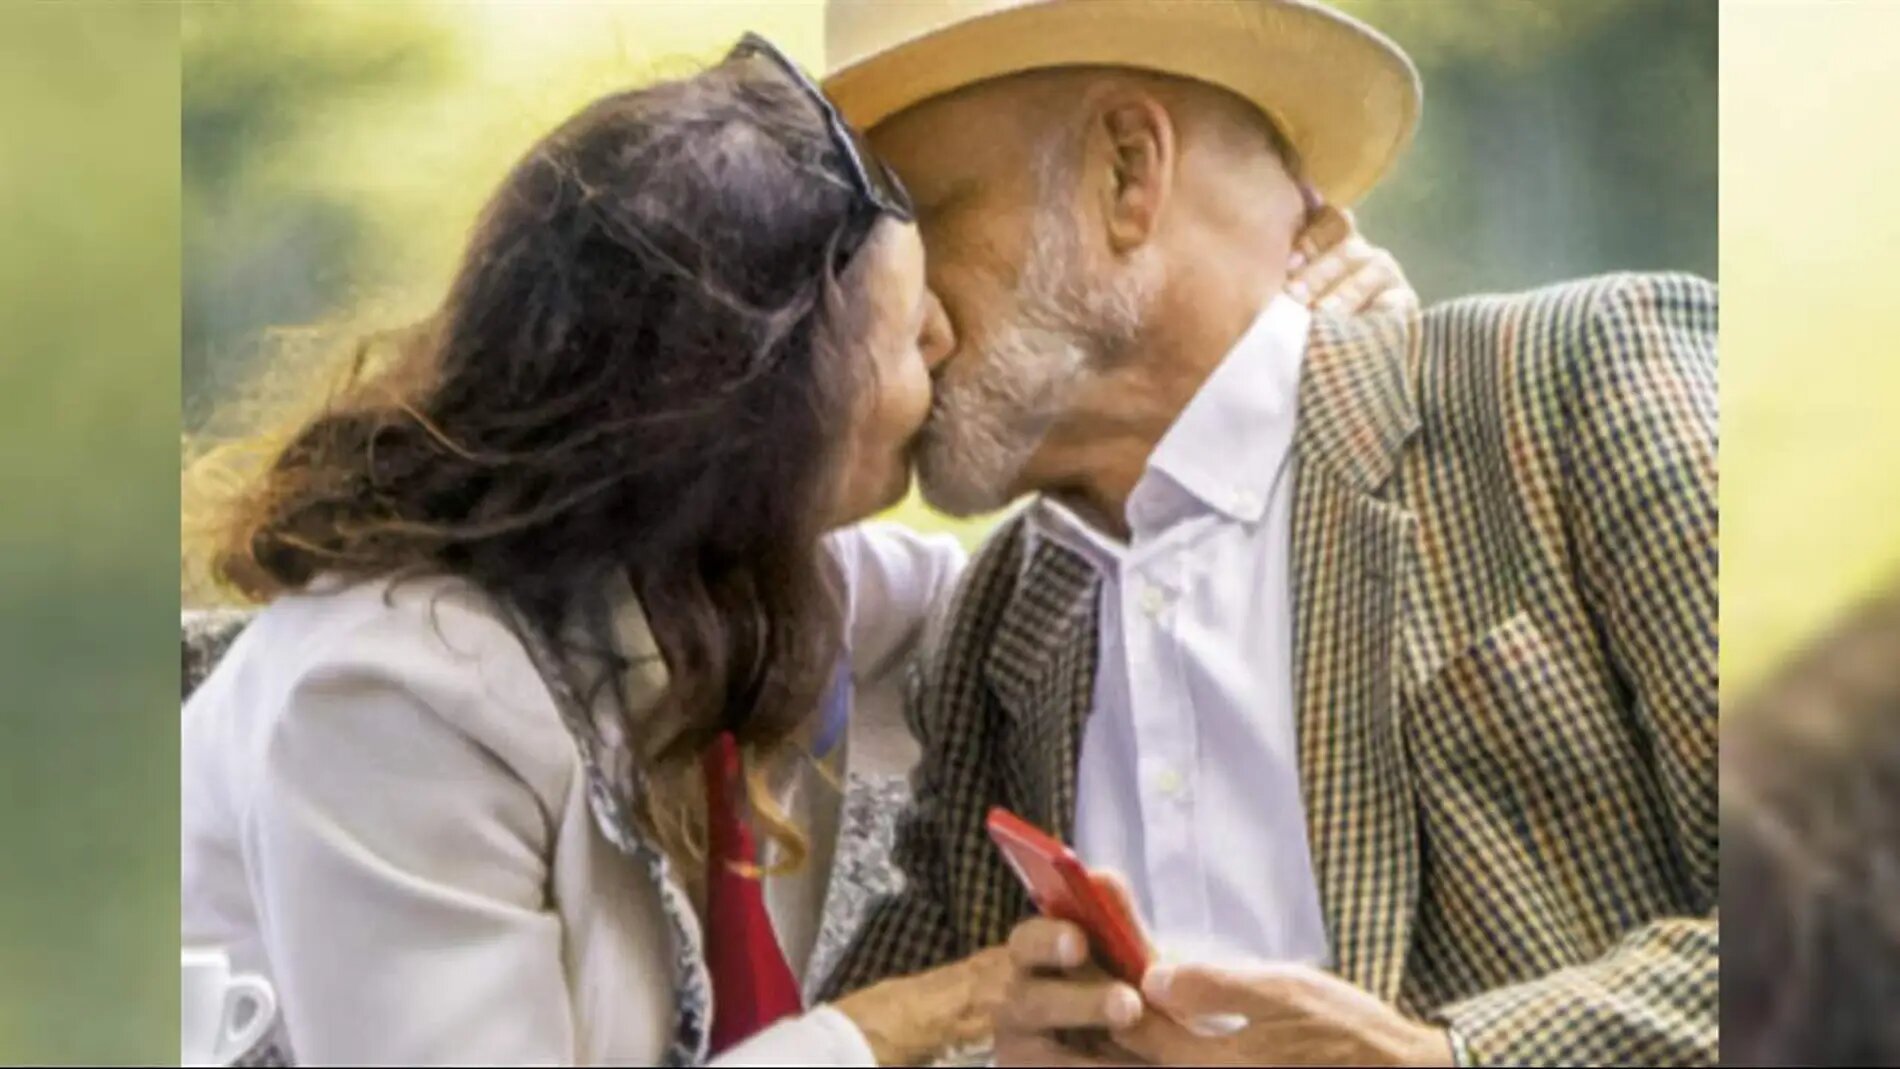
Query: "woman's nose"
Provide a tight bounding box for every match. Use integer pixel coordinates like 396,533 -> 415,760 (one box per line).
920,292 -> 955,372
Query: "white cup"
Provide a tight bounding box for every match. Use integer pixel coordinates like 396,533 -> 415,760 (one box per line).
181,947 -> 276,1067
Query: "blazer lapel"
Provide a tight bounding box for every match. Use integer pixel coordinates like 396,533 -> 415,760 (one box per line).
1291,310 -> 1429,1003
982,534 -> 1101,843
507,580 -> 711,1066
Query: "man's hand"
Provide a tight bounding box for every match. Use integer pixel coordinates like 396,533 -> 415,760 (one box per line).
992,913 -> 1149,1067
1109,962 -> 1456,1067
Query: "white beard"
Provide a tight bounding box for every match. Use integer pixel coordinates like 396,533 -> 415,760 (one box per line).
915,199 -> 1159,517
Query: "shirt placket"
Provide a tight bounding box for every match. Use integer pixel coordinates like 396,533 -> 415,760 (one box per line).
1125,540 -> 1203,941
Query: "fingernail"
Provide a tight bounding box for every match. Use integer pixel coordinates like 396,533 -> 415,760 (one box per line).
1057,931 -> 1085,966
1107,985 -> 1143,1028
1287,251 -> 1307,271
1143,965 -> 1175,1002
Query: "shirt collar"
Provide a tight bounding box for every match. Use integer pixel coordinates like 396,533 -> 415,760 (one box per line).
1143,294 -> 1310,525
1023,295 -> 1311,569
1025,493 -> 1123,578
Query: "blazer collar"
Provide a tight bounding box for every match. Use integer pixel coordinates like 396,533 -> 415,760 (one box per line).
1294,308 -> 1422,494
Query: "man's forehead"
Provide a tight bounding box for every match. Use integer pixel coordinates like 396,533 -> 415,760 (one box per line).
868,97 -> 989,177
866,78 -> 1047,197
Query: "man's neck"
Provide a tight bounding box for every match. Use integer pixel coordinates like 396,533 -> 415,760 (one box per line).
1030,251 -> 1290,539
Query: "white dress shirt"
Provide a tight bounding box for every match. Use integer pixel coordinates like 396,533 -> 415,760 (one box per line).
180,521 -> 965,1066
1037,295 -> 1331,969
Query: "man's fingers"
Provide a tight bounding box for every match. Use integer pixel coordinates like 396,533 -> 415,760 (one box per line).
1142,963 -> 1301,1019
1108,1012 -> 1216,1066
1007,916 -> 1089,971
997,972 -> 1145,1034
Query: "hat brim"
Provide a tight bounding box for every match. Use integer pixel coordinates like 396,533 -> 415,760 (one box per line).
821,0 -> 1421,207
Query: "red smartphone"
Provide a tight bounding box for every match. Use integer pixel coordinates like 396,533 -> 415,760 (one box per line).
985,806 -> 1152,985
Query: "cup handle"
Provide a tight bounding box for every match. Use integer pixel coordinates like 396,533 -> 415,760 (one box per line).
214,973 -> 276,1065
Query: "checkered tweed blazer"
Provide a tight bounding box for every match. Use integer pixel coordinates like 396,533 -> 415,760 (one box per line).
822,273 -> 1719,1066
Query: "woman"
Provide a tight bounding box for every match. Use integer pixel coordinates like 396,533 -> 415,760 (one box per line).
181,34 -> 1416,1067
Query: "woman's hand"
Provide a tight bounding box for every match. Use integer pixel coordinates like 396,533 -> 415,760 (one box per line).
832,945 -> 1011,1065
1286,205 -> 1418,317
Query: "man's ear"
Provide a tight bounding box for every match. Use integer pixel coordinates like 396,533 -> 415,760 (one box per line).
1094,93 -> 1175,254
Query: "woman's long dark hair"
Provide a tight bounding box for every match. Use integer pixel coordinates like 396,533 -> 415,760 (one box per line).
187,58 -> 882,867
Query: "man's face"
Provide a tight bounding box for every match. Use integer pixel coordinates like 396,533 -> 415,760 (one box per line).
870,81 -> 1157,516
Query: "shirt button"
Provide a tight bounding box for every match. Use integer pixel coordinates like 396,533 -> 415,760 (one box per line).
1155,767 -> 1183,795
1139,584 -> 1167,617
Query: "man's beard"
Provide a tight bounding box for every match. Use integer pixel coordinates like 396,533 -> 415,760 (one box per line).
914,203 -> 1160,517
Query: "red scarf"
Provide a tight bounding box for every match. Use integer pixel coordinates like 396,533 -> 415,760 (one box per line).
701,731 -> 803,1054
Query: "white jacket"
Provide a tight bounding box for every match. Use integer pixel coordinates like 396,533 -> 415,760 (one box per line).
181,522 -> 966,1066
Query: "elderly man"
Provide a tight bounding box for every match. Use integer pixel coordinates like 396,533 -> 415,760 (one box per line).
818,2 -> 1716,1066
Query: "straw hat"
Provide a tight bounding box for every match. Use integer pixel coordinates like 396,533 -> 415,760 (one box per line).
821,0 -> 1421,206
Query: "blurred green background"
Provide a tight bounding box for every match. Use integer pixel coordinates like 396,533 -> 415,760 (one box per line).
10,0 -> 1900,1063
179,0 -> 1717,568
1,1 -> 180,1062
1720,2 -> 1900,702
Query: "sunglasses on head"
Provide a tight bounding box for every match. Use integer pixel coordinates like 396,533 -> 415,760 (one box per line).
724,32 -> 916,248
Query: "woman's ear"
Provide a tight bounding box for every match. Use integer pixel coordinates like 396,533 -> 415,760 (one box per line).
1095,93 -> 1175,254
